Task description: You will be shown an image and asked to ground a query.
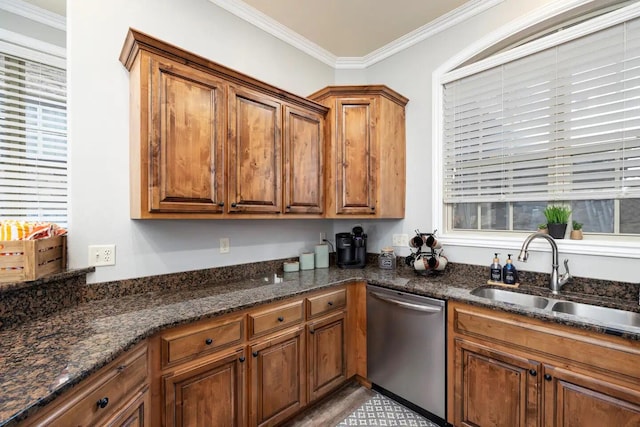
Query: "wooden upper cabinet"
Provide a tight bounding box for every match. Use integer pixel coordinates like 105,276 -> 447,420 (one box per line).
228,86 -> 282,214
120,29 -> 327,219
283,106 -> 324,214
309,86 -> 408,218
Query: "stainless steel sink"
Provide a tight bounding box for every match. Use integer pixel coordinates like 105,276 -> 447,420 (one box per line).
470,287 -> 549,309
551,301 -> 640,329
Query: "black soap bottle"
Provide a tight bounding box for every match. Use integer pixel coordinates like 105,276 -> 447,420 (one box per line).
490,253 -> 502,282
503,254 -> 518,285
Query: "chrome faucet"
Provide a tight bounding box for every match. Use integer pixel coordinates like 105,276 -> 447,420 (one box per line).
517,232 -> 571,295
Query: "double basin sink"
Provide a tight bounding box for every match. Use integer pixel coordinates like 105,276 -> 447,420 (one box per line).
470,287 -> 640,331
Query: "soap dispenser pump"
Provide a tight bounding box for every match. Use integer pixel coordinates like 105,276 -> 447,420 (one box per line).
503,254 -> 518,285
490,253 -> 502,282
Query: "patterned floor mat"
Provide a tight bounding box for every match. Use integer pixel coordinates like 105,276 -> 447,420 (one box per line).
336,392 -> 439,426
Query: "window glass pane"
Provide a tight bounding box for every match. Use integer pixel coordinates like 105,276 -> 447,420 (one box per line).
481,202 -> 507,230
513,202 -> 547,231
571,200 -> 614,233
453,203 -> 478,229
620,198 -> 640,234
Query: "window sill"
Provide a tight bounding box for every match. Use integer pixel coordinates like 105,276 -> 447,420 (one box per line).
440,232 -> 640,259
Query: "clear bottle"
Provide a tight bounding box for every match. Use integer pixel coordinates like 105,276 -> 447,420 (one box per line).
379,247 -> 396,270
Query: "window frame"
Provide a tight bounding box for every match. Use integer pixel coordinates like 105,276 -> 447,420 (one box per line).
431,0 -> 640,259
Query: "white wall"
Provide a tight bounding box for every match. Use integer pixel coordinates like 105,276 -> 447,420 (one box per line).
363,0 -> 640,283
67,0 -> 335,283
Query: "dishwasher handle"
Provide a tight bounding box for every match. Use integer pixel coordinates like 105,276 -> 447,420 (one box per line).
369,291 -> 443,314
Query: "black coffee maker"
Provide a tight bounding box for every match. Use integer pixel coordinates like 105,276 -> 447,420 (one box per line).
336,226 -> 367,269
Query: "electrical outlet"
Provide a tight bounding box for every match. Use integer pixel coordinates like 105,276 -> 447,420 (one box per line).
319,232 -> 327,243
88,245 -> 116,266
392,234 -> 409,247
220,237 -> 230,254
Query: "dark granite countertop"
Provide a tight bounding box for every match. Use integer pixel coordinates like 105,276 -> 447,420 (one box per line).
1,263 -> 639,425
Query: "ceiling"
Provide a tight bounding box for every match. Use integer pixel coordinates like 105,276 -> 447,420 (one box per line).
21,0 -> 475,58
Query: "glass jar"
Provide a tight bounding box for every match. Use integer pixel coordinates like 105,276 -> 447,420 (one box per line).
379,247 -> 396,270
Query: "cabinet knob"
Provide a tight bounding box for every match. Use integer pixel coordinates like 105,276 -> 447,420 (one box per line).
309,329 -> 315,334
529,369 -> 537,376
218,202 -> 224,207
239,356 -> 246,363
277,316 -> 284,322
252,351 -> 259,357
544,374 -> 552,381
327,301 -> 333,306
205,338 -> 213,345
96,397 -> 109,409
286,206 -> 291,210
231,203 -> 237,208
370,206 -> 375,211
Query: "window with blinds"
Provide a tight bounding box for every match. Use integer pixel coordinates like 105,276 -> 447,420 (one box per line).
442,6 -> 640,235
0,52 -> 67,226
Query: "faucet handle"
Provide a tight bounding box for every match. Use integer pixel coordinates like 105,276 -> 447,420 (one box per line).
560,258 -> 572,285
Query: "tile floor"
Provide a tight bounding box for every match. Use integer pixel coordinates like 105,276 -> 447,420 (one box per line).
336,392 -> 439,427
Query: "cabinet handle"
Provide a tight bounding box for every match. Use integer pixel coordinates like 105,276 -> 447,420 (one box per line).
218,202 -> 224,207
529,369 -> 537,376
239,356 -> 246,363
252,351 -> 259,357
370,206 -> 375,211
327,301 -> 333,306
309,329 -> 315,334
205,338 -> 213,345
277,316 -> 284,322
96,397 -> 109,409
286,206 -> 291,210
231,203 -> 237,208
544,374 -> 552,381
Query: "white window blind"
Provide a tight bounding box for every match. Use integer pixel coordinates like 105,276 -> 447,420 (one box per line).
0,52 -> 67,225
443,15 -> 640,204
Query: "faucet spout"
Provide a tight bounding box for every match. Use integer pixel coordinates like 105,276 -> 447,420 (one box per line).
518,232 -> 571,295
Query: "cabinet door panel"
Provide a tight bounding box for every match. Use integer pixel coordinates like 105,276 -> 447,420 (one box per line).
544,365 -> 640,427
228,86 -> 282,213
308,312 -> 347,401
283,106 -> 324,214
336,98 -> 376,215
454,338 -> 540,427
250,327 -> 306,427
150,57 -> 225,213
164,348 -> 245,427
104,388 -> 150,427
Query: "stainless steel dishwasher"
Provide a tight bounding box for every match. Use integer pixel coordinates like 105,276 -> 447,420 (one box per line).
367,284 -> 446,425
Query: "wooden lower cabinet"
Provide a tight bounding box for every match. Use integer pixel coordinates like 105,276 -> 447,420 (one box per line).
307,311 -> 347,402
163,348 -> 246,427
249,326 -> 306,427
448,301 -> 640,427
103,388 -> 150,427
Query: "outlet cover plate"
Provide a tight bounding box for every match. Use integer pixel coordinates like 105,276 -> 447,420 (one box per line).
88,244 -> 116,266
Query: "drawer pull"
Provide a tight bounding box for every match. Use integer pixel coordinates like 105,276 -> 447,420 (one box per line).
544,374 -> 552,381
205,338 -> 213,345
252,351 -> 259,357
97,397 -> 109,409
277,316 -> 284,322
327,301 -> 333,306
239,356 -> 246,363
529,369 -> 537,376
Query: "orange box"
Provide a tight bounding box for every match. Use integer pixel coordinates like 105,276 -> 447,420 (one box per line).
0,235 -> 67,283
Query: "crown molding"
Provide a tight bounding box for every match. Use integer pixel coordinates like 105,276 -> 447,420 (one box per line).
207,0 -> 337,67
210,0 -> 504,69
0,0 -> 66,31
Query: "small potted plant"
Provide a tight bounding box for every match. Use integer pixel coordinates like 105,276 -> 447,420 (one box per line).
570,220 -> 583,240
543,205 -> 571,239
537,223 -> 548,234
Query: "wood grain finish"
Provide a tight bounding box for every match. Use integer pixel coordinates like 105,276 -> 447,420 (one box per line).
228,86 -> 282,214
448,301 -> 640,427
283,106 -> 324,214
23,343 -> 148,426
163,348 -> 246,427
309,86 -> 407,219
307,311 -> 347,402
306,288 -> 346,319
103,388 -> 150,427
249,327 -> 306,427
248,299 -> 304,339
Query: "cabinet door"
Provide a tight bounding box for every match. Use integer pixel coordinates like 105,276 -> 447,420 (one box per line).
103,388 -> 150,427
149,56 -> 226,213
164,348 -> 246,427
228,86 -> 282,214
334,97 -> 377,215
307,311 -> 347,402
543,365 -> 640,427
283,106 -> 324,214
249,327 -> 306,427
453,338 -> 540,427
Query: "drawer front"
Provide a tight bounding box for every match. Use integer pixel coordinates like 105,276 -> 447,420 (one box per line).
162,317 -> 243,367
44,345 -> 148,426
306,288 -> 347,319
249,299 -> 304,338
